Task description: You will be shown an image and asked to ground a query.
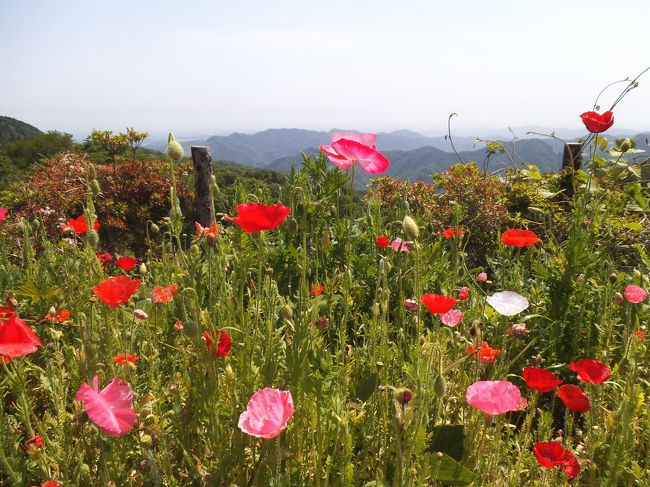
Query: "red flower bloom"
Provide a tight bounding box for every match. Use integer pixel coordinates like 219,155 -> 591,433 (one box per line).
533,441 -> 580,479
442,227 -> 464,239
115,256 -> 138,271
633,330 -> 645,342
62,215 -> 100,234
467,341 -> 502,363
228,203 -> 291,232
92,276 -> 141,309
203,329 -> 232,357
24,435 -> 44,451
420,294 -> 458,314
0,307 -> 16,318
113,353 -> 139,365
375,235 -> 390,248
522,366 -> 563,392
96,252 -> 113,268
151,284 -> 179,304
501,229 -> 541,247
556,384 -> 591,413
194,221 -> 219,241
0,207 -> 8,222
41,481 -> 60,487
580,110 -> 614,134
569,359 -> 611,384
45,309 -> 71,323
457,287 -> 470,301
311,283 -> 324,296
174,320 -> 184,332
0,316 -> 42,357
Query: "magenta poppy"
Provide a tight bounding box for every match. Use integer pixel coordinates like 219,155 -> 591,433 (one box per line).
229,203 -> 291,232
238,387 -> 294,439
0,208 -> 8,222
92,276 -> 141,309
569,359 -> 611,384
556,384 -> 591,413
320,132 -> 390,174
421,294 -> 458,315
440,309 -> 463,327
580,110 -> 614,133
522,366 -> 563,392
501,229 -> 541,247
466,380 -> 527,416
0,316 -> 42,357
624,284 -> 647,304
76,376 -> 137,437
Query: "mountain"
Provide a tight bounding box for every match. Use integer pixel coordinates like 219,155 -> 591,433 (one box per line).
0,116 -> 42,146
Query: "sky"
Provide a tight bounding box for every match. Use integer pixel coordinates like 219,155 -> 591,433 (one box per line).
1,0 -> 649,139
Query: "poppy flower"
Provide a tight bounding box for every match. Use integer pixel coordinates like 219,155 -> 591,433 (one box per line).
320,132 -> 390,174
556,384 -> 591,413
45,309 -> 71,323
238,387 -> 295,439
580,110 -> 614,133
0,316 -> 42,357
0,208 -> 8,222
403,299 -> 418,312
466,380 -> 527,416
533,441 -> 580,478
194,221 -> 219,241
310,283 -> 324,296
375,235 -> 390,248
477,272 -> 488,282
75,375 -> 137,437
95,253 -> 113,268
115,256 -> 138,271
23,434 -> 44,451
486,291 -> 529,316
633,330 -> 644,342
522,366 -> 563,392
440,309 -> 464,327
133,309 -> 148,320
112,354 -> 139,365
391,237 -> 409,253
41,481 -> 60,487
0,307 -> 16,318
624,284 -> 647,303
92,276 -> 141,309
203,329 -> 232,357
151,284 -> 179,304
442,227 -> 464,239
458,287 -> 470,301
569,359 -> 611,384
62,215 -> 100,234
501,229 -> 541,247
421,293 -> 458,315
467,341 -> 502,363
228,203 -> 291,232
174,320 -> 184,332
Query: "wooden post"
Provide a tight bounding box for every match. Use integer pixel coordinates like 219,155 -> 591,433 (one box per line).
191,146 -> 213,226
561,143 -> 583,198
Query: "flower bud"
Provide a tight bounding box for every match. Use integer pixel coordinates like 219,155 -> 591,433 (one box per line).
433,375 -> 447,397
280,305 -> 293,320
85,229 -> 99,249
149,223 -> 160,234
613,292 -> 624,305
402,215 -> 419,240
91,179 -> 101,197
133,309 -> 148,320
166,132 -> 184,161
458,287 -> 470,301
315,316 -> 329,329
394,387 -> 413,405
139,263 -> 147,275
477,272 -> 488,282
609,273 -> 618,284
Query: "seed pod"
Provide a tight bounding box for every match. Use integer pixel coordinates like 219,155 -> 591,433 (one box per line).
139,263 -> 147,275
91,179 -> 101,196
434,375 -> 447,397
150,223 -> 160,234
402,215 -> 419,240
279,304 -> 293,320
166,132 -> 184,161
85,229 -> 99,248
286,218 -> 298,235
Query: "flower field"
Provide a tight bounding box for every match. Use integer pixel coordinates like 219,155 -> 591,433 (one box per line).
0,96 -> 649,486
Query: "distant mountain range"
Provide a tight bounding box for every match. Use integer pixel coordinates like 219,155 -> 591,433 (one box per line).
0,116 -> 42,145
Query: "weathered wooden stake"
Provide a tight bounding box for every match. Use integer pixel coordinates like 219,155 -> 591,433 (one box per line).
191,146 -> 213,226
561,143 -> 583,198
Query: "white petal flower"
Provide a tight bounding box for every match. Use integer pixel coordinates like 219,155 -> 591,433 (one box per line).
487,291 -> 529,316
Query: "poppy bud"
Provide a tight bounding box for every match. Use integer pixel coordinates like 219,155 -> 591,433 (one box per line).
150,223 -> 160,234
91,179 -> 101,197
315,316 -> 329,329
318,299 -> 328,315
133,309 -> 148,320
48,306 -> 57,316
321,235 -> 330,247
279,305 -> 293,320
5,296 -> 18,309
613,292 -> 624,305
79,463 -> 91,479
286,218 -> 298,235
166,132 -> 184,161
433,375 -> 447,397
139,263 -> 147,275
402,215 -> 419,240
85,229 -> 99,249
225,364 -> 235,381
477,272 -> 488,282
609,273 -> 618,284
469,326 -> 477,337
617,137 -> 633,152
205,233 -> 217,247
394,387 -> 413,405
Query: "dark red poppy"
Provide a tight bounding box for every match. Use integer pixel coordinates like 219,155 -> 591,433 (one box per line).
533,441 -> 580,478
467,341 -> 502,363
62,215 -> 100,234
569,359 -> 611,384
0,208 -> 8,222
91,276 -> 141,309
501,229 -> 541,247
0,316 -> 42,357
522,366 -> 563,392
375,235 -> 390,248
113,353 -> 139,365
457,287 -> 470,301
228,203 -> 290,232
420,294 -> 458,314
45,309 -> 71,323
151,284 -> 179,304
311,283 -> 324,296
580,110 -> 614,133
96,253 -> 113,268
24,435 -> 44,451
115,256 -> 138,271
556,384 -> 591,413
203,329 -> 232,357
442,227 -> 464,239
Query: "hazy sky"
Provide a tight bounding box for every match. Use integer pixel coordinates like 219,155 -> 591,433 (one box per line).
2,0 -> 649,138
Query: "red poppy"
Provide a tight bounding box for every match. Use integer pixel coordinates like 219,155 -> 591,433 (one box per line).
467,341 -> 502,363
0,207 -> 8,222
556,384 -> 591,413
533,441 -> 580,478
62,215 -> 100,234
311,283 -> 324,296
633,330 -> 645,342
442,227 -> 464,239
228,203 -> 291,232
194,221 -> 219,241
501,229 -> 541,247
580,110 -> 614,134
41,481 -> 60,487
96,252 -> 113,268
375,235 -> 390,248
151,284 -> 179,304
203,329 -> 232,357
92,276 -> 141,309
174,320 -> 184,332
457,287 -> 470,301
112,353 -> 139,365
24,435 -> 44,451
420,294 -> 458,314
115,256 -> 138,271
0,316 -> 42,357
0,307 -> 16,318
522,366 -> 563,392
569,359 -> 611,384
45,309 -> 71,323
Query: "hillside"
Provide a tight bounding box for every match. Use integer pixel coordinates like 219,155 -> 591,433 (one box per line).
0,116 -> 42,145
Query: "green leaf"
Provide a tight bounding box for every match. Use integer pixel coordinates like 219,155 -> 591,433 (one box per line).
354,370 -> 379,402
428,425 -> 465,460
599,137 -> 609,152
626,222 -> 643,232
428,452 -> 475,485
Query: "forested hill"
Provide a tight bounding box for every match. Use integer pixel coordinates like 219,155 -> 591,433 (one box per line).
0,116 -> 42,145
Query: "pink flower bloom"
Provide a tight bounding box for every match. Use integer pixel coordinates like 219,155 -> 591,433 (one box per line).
75,376 -> 137,437
403,298 -> 419,313
466,380 -> 528,416
391,237 -> 409,253
238,387 -> 294,439
133,309 -> 148,320
624,285 -> 647,304
477,272 -> 488,282
440,309 -> 463,327
320,132 -> 390,174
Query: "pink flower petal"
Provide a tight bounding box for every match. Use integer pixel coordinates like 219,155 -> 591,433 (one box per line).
331,132 -> 378,147
238,387 -> 294,439
440,309 -> 463,327
466,380 -> 527,415
624,284 -> 647,304
320,144 -> 354,170
76,376 -> 137,437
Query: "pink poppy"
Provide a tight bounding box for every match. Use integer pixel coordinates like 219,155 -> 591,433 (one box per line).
0,208 -> 8,222
75,376 -> 137,437
477,272 -> 488,282
466,380 -> 527,416
391,237 -> 409,253
440,309 -> 463,327
320,132 -> 390,174
624,285 -> 647,304
238,387 -> 294,439
403,298 -> 418,312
